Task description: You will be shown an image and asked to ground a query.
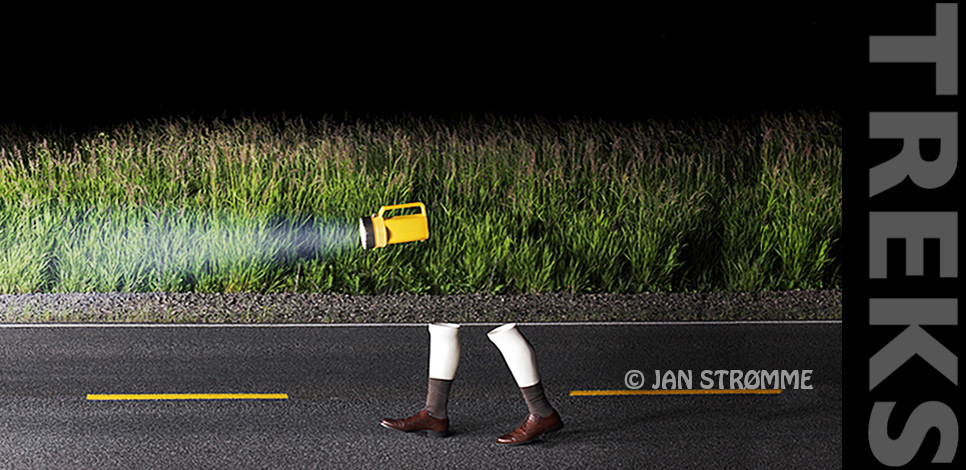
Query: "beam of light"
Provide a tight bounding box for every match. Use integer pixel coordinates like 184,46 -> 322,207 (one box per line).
45,206 -> 360,291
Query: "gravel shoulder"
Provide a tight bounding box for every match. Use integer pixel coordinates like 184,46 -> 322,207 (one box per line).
1,290 -> 841,323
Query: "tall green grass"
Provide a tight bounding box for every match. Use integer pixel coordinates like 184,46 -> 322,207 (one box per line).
0,111 -> 840,294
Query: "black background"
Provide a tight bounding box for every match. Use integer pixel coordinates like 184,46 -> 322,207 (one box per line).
2,5 -> 847,127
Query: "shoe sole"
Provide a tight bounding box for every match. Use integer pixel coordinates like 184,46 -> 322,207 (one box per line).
497,421 -> 564,446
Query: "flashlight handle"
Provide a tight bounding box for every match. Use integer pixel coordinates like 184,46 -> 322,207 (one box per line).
378,202 -> 426,218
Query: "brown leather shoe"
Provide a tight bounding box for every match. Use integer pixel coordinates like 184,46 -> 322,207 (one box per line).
496,410 -> 564,445
380,409 -> 449,438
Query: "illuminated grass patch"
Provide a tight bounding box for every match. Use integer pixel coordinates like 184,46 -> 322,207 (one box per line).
0,112 -> 840,294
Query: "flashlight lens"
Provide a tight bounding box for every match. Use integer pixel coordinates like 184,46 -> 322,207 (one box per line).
359,217 -> 375,249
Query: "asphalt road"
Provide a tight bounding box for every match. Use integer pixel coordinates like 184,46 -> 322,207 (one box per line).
0,322 -> 841,469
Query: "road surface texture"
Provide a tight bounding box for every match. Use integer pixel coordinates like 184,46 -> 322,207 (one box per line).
0,322 -> 841,468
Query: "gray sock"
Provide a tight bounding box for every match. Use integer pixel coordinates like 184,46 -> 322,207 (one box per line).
521,382 -> 554,418
425,378 -> 453,419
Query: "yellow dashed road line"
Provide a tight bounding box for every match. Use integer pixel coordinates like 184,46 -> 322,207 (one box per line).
570,389 -> 782,396
87,393 -> 289,400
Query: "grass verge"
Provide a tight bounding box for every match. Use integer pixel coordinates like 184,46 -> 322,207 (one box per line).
1,110 -> 840,295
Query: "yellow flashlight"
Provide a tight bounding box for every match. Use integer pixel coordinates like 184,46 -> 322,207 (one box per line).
359,202 -> 429,249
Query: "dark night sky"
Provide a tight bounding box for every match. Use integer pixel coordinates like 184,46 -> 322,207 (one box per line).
2,6 -> 850,126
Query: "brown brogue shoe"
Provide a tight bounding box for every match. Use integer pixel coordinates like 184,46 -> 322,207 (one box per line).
496,410 -> 564,445
380,409 -> 449,438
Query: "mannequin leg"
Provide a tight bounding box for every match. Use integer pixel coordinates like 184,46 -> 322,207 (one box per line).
487,323 -> 563,445
426,322 -> 460,418
380,323 -> 460,437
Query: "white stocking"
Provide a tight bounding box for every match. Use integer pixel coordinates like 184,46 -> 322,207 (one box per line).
428,323 -> 460,380
487,323 -> 540,387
